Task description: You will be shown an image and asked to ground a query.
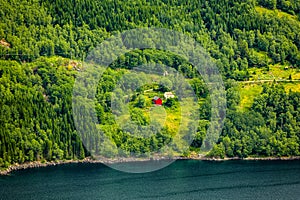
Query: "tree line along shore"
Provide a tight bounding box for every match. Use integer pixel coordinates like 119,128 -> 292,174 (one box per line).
1,0 -> 300,170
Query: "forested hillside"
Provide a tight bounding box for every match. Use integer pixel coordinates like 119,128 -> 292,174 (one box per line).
1,0 -> 300,168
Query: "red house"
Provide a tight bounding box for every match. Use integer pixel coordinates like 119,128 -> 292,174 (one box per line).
152,96 -> 162,106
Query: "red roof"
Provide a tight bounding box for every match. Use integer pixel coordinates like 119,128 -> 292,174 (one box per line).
153,96 -> 162,105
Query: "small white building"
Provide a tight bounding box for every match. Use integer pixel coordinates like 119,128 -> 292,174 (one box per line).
164,92 -> 175,99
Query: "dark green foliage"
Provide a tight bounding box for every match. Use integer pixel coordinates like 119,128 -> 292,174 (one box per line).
211,84 -> 300,158
163,98 -> 178,108
1,0 -> 300,78
258,0 -> 277,9
0,58 -> 87,167
261,0 -> 300,15
1,0 -> 300,166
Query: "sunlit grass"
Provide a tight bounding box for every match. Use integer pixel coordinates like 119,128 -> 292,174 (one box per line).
248,64 -> 300,81
238,83 -> 263,111
238,81 -> 300,111
149,106 -> 167,127
255,6 -> 298,21
282,82 -> 300,93
142,90 -> 182,134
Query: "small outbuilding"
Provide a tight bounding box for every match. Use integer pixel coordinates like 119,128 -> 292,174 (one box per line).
152,96 -> 162,106
164,92 -> 175,99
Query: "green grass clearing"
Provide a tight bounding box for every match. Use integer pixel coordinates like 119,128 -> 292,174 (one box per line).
248,64 -> 300,81
282,82 -> 300,93
238,81 -> 300,111
255,6 -> 298,21
238,83 -> 263,111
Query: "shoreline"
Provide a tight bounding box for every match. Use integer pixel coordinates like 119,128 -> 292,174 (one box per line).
1,156 -> 300,176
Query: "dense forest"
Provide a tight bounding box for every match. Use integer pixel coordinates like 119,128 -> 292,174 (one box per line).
1,0 -> 300,168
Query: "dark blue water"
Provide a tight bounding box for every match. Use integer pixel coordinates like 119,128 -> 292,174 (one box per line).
1,160 -> 300,200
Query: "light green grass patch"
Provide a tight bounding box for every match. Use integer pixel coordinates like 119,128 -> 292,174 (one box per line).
238,83 -> 263,111
282,82 -> 300,93
248,65 -> 300,81
255,6 -> 298,21
149,106 -> 167,127
238,81 -> 300,111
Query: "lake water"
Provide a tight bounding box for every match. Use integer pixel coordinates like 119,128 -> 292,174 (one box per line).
1,160 -> 300,200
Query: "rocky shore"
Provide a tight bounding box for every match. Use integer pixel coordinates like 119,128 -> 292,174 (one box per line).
0,159 -> 88,176
1,155 -> 300,176
0,156 -> 176,176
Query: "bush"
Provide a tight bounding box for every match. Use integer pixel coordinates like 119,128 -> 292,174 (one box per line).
207,143 -> 226,159
163,98 -> 178,108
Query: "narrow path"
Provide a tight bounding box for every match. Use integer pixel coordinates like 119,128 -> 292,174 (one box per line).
239,79 -> 300,84
144,89 -> 154,92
